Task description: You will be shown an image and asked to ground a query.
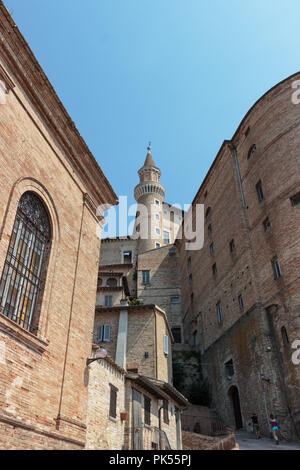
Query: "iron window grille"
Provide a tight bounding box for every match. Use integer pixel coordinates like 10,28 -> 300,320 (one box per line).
0,192 -> 51,333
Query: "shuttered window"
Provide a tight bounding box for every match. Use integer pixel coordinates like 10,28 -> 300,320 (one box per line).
97,324 -> 111,342
109,384 -> 118,418
163,399 -> 169,424
144,395 -> 151,426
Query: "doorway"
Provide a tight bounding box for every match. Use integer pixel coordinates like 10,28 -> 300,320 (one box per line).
228,385 -> 243,429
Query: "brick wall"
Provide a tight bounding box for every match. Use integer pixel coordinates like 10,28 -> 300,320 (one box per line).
179,73 -> 300,439
86,358 -> 126,450
0,6 -> 116,449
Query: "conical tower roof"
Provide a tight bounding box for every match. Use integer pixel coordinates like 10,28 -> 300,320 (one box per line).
143,143 -> 155,167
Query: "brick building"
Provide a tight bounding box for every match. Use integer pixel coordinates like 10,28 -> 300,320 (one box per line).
86,302 -> 187,449
0,2 -> 117,449
99,147 -> 184,336
178,72 -> 300,440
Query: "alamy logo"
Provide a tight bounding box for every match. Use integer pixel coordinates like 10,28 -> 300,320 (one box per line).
96,197 -> 205,251
0,79 -> 7,104
291,80 -> 300,105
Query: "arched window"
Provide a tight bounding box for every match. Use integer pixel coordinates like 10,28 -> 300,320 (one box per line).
107,278 -> 117,287
0,192 -> 51,333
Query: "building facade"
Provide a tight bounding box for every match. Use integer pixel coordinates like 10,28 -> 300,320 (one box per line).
0,3 -> 117,449
178,72 -> 300,439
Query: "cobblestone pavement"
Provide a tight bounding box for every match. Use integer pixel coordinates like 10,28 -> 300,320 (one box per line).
235,430 -> 300,450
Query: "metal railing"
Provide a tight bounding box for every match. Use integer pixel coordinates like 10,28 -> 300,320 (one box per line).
124,425 -> 171,450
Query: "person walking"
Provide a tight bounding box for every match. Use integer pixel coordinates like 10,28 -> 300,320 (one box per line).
251,413 -> 261,439
270,414 -> 280,445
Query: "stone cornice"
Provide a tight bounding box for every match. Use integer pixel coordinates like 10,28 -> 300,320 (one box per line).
0,2 -> 117,208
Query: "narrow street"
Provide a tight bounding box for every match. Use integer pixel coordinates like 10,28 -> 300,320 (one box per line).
235,431 -> 300,450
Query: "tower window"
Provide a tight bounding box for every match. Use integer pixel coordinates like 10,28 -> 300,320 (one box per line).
229,239 -> 235,253
210,242 -> 215,255
256,180 -> 265,202
189,274 -> 193,284
155,199 -> 160,206
0,191 -> 51,333
155,213 -> 160,220
187,256 -> 192,269
208,224 -> 212,235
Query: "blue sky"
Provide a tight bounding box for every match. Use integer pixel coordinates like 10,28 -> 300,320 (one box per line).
4,0 -> 300,233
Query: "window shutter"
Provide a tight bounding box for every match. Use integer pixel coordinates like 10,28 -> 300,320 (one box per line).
109,386 -> 117,418
97,325 -> 103,342
103,324 -> 111,342
163,335 -> 169,355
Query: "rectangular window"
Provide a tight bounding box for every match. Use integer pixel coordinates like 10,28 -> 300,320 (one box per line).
109,385 -> 118,418
105,295 -> 113,307
155,242 -> 161,248
98,324 -> 111,342
163,334 -> 169,356
163,399 -> 169,424
123,251 -> 132,264
272,259 -> 282,279
238,294 -> 244,310
163,230 -> 170,244
155,213 -> 160,220
290,192 -> 300,206
170,296 -> 180,303
225,359 -> 234,378
155,227 -> 161,235
193,330 -> 199,346
171,327 -> 182,344
256,180 -> 264,202
263,217 -> 271,231
216,302 -> 223,325
142,270 -> 150,284
144,395 -> 151,426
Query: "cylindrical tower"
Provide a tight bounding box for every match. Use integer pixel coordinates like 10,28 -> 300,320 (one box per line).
133,144 -> 166,253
